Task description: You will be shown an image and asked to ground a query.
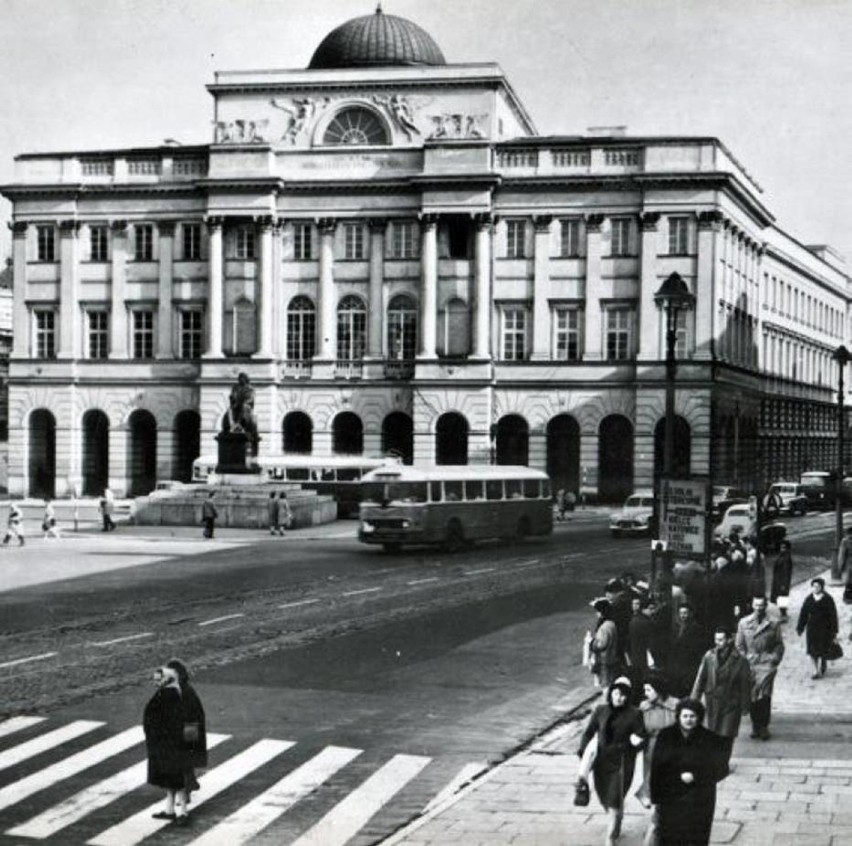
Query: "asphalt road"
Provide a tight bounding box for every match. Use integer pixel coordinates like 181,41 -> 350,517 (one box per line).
0,512 -> 837,845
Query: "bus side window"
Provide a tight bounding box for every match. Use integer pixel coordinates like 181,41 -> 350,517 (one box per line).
430,481 -> 442,502
465,480 -> 484,501
445,481 -> 463,501
486,480 -> 503,500
542,479 -> 552,499
338,468 -> 359,481
506,479 -> 523,499
523,479 -> 540,499
288,468 -> 310,481
321,468 -> 335,481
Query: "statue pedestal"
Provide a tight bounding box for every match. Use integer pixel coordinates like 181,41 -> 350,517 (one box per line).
215,432 -> 261,475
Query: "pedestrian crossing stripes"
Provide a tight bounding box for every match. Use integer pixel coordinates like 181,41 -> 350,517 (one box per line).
0,716 -> 460,845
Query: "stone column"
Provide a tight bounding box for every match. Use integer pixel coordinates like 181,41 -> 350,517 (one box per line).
156,221 -> 175,359
531,215 -> 552,360
418,214 -> 438,359
473,213 -> 493,359
108,425 -> 129,497
109,220 -> 128,358
695,211 -> 723,360
582,214 -> 605,360
157,428 -> 175,483
367,219 -> 386,358
58,220 -> 81,359
255,215 -> 275,358
271,220 -> 284,358
10,222 -> 28,358
204,217 -> 224,358
316,218 -> 337,361
637,212 -> 660,360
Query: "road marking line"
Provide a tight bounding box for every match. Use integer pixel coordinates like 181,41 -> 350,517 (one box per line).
0,726 -> 144,815
423,762 -> 487,814
90,633 -> 153,647
342,587 -> 382,597
0,716 -> 45,738
187,745 -> 362,846
0,721 -> 103,774
278,598 -> 319,610
407,577 -> 438,585
0,652 -> 57,669
291,753 -> 431,846
8,734 -> 230,839
88,739 -> 293,846
465,567 -> 495,575
198,613 -> 244,627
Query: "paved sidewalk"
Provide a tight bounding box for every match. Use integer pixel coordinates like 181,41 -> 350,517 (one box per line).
384,563 -> 852,846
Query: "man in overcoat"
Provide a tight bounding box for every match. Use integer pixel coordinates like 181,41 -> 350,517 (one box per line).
736,595 -> 785,740
691,627 -> 752,768
669,604 -> 709,697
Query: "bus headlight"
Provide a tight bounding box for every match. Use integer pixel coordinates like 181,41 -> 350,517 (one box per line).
361,521 -> 375,534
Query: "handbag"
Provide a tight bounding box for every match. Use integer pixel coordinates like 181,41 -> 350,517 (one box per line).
827,640 -> 844,661
777,595 -> 789,610
183,722 -> 200,744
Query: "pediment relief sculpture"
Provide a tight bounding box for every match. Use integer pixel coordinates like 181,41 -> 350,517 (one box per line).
213,119 -> 269,144
271,96 -> 330,144
427,112 -> 488,140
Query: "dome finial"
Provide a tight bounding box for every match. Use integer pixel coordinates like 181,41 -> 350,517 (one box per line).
376,2 -> 382,13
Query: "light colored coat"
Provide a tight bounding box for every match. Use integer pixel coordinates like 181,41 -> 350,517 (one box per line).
736,612 -> 785,700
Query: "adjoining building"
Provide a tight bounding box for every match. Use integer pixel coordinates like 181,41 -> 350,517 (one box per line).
1,7 -> 849,500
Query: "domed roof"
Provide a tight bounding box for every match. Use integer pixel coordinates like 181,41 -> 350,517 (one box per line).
309,5 -> 446,70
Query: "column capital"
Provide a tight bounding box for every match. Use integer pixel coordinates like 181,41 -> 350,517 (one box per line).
9,221 -> 28,236
109,219 -> 128,233
474,212 -> 494,231
317,217 -> 337,234
205,216 -> 225,232
157,220 -> 177,236
419,213 -> 439,230
254,214 -> 276,230
58,219 -> 80,234
585,213 -> 605,233
697,210 -> 725,231
533,214 -> 553,233
367,217 -> 387,233
640,211 -> 661,231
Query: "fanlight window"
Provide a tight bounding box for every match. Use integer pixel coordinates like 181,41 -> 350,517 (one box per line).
323,108 -> 389,146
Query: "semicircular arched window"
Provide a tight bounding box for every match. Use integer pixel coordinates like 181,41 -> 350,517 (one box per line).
323,107 -> 390,146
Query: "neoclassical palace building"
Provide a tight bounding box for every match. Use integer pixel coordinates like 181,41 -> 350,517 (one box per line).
2,8 -> 849,499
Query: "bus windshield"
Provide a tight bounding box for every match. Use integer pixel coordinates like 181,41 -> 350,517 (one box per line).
362,482 -> 429,504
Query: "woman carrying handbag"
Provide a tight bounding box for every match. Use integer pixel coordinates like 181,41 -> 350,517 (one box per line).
796,577 -> 839,679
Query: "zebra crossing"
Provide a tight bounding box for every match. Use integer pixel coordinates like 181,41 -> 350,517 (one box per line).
0,715 -> 467,845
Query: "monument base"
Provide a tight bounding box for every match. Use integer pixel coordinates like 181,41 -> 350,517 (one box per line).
215,431 -> 260,475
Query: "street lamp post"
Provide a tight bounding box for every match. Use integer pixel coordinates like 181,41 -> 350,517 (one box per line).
832,344 -> 850,582
653,272 -> 695,592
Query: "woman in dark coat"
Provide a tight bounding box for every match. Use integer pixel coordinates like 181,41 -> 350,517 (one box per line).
166,658 -> 208,794
796,577 -> 839,678
650,698 -> 729,846
576,677 -> 646,844
770,540 -> 794,619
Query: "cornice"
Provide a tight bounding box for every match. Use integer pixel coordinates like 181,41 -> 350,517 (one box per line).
408,173 -> 501,191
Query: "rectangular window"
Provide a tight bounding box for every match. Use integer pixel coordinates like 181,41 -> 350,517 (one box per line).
179,310 -> 203,359
235,228 -> 256,260
559,219 -> 581,257
553,307 -> 581,360
182,223 -> 201,261
610,218 -> 632,257
505,220 -> 526,258
293,223 -> 313,260
34,310 -> 56,358
343,223 -> 365,259
132,310 -> 154,359
89,226 -> 108,262
501,307 -> 528,360
36,225 -> 56,262
605,308 -> 633,360
134,224 -> 153,261
668,217 -> 689,255
87,311 -> 109,359
674,309 -> 689,358
390,221 -> 417,259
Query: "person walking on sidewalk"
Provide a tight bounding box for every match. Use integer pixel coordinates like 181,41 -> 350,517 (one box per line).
736,596 -> 785,741
585,598 -> 621,690
201,491 -> 218,539
770,539 -> 794,620
42,498 -> 60,539
690,627 -> 752,768
839,526 -> 852,604
2,502 -> 24,546
575,676 -> 646,845
276,492 -> 292,535
99,488 -> 116,532
796,577 -> 839,679
668,604 -> 708,697
649,698 -> 729,846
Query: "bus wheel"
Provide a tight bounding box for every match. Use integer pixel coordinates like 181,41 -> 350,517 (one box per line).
382,543 -> 402,554
444,521 -> 465,553
516,516 -> 531,541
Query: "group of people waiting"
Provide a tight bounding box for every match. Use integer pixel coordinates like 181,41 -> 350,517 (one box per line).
579,551 -> 841,845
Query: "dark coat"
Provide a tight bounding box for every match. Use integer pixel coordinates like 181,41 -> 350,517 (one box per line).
578,703 -> 645,811
691,646 -> 752,738
797,593 -> 839,659
668,620 -> 709,697
609,591 -> 633,659
181,683 -> 208,770
650,723 -> 728,845
770,549 -> 793,601
628,612 -> 654,674
143,686 -> 196,791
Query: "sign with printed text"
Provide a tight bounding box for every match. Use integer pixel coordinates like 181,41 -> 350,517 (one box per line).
659,478 -> 709,557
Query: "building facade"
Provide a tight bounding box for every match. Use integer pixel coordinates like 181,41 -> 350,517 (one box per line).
2,9 -> 849,500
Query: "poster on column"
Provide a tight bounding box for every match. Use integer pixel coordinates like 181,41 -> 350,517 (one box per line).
659,478 -> 710,558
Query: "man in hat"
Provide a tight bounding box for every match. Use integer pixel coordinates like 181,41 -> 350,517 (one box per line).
605,578 -> 633,663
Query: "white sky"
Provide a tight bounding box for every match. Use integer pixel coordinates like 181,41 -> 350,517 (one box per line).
1,0 -> 850,266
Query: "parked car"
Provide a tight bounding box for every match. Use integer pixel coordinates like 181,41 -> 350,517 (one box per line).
714,502 -> 787,552
711,485 -> 748,521
766,481 -> 808,516
610,491 -> 656,537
